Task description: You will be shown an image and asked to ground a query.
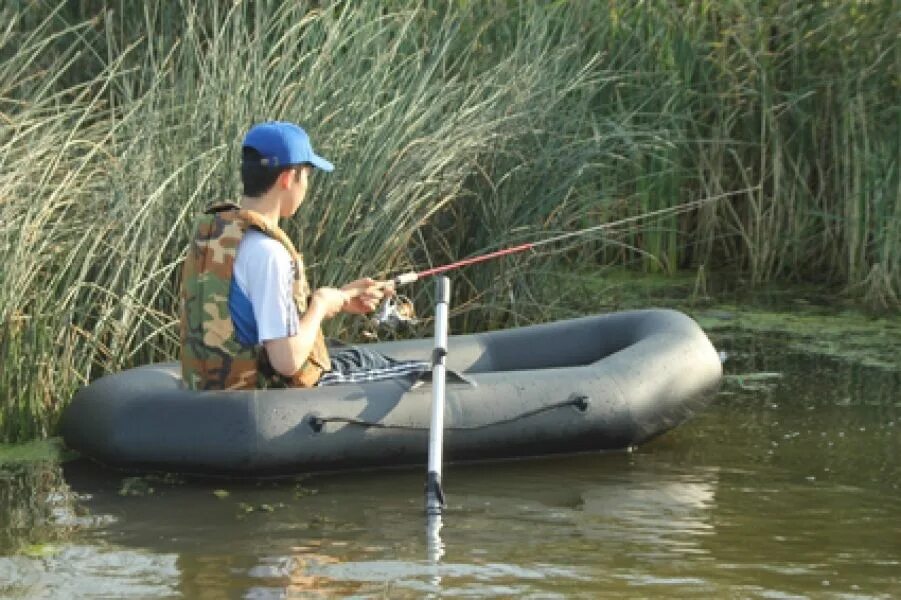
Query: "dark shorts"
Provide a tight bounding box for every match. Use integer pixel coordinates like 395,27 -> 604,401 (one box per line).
317,346 -> 430,386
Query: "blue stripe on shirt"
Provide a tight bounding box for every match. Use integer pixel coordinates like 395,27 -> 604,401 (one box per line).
228,277 -> 257,346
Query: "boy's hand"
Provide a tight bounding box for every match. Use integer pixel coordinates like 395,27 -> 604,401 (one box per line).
310,287 -> 350,319
341,277 -> 394,314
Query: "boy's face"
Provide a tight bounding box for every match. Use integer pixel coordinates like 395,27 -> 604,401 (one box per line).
281,165 -> 313,218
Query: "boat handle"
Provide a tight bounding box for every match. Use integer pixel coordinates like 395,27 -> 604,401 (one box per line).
571,394 -> 590,412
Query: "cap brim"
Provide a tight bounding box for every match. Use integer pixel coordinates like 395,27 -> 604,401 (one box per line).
310,154 -> 334,172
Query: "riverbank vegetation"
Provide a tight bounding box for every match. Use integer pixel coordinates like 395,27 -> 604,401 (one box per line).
0,1 -> 897,441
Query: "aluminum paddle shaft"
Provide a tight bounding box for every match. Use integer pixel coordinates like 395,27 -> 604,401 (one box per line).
425,276 -> 450,515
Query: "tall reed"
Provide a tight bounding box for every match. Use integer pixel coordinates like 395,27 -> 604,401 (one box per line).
0,0 -> 897,441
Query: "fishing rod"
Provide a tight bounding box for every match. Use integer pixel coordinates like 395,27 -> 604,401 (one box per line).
372,189 -> 752,328
390,189 -> 749,287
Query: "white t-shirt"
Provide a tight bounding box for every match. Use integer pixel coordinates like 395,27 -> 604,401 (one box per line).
231,229 -> 300,344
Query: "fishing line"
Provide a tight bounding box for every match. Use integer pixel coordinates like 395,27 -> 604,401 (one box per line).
392,188 -> 753,286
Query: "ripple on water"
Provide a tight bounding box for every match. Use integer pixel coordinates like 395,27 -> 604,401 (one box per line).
0,545 -> 179,599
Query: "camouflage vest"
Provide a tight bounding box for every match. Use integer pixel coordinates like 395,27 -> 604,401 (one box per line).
179,203 -> 331,390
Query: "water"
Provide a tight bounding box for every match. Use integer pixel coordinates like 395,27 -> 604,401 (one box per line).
1,331 -> 899,598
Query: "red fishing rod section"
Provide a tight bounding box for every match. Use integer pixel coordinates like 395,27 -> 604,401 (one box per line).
393,243 -> 534,285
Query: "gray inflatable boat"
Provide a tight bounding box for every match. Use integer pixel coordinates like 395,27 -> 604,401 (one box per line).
60,309 -> 722,476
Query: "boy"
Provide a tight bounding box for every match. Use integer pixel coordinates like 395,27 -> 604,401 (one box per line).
180,121 -> 428,390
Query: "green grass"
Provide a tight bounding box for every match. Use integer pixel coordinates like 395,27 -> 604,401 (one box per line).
0,0 -> 897,441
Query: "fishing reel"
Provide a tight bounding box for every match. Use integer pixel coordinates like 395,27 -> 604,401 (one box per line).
370,295 -> 418,332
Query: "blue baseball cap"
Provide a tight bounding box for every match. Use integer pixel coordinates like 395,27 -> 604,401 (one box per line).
242,121 -> 334,172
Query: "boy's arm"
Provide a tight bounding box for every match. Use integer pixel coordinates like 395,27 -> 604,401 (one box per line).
264,287 -> 348,377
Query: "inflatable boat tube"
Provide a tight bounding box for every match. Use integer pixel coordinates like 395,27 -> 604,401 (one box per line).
60,309 -> 722,476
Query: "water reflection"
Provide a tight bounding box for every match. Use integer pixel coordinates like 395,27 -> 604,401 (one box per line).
33,452 -> 724,598
0,460 -> 178,598
1,430 -> 898,598
425,512 -> 444,591
577,468 -> 717,554
1,545 -> 179,598
0,461 -> 79,554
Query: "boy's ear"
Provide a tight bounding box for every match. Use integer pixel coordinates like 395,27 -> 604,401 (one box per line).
276,169 -> 295,189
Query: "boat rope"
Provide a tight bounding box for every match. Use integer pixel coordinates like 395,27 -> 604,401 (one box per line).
307,393 -> 589,433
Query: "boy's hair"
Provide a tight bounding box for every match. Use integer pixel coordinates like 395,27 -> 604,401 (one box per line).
241,147 -> 284,197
